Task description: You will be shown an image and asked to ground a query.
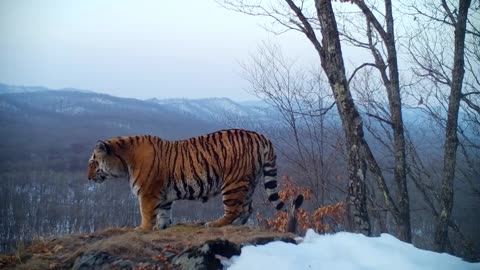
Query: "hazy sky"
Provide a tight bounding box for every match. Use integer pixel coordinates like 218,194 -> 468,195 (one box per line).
0,0 -> 328,101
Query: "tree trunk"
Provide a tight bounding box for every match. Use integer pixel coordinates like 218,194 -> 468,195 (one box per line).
383,0 -> 411,243
434,0 -> 471,252
284,0 -> 396,235
353,0 -> 412,243
314,0 -> 371,235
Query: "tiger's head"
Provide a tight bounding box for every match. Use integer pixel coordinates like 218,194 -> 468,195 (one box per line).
88,141 -> 128,183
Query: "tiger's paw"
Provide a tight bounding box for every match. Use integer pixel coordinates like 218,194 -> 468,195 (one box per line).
154,223 -> 171,230
293,194 -> 304,209
204,220 -> 226,228
134,226 -> 152,232
204,221 -> 215,228
154,218 -> 172,230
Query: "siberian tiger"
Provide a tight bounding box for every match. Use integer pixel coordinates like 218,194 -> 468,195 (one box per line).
87,129 -> 296,231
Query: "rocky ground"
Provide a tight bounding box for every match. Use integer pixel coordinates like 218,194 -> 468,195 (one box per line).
0,224 -> 298,269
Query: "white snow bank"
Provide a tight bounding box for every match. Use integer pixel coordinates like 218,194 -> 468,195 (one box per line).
228,230 -> 480,270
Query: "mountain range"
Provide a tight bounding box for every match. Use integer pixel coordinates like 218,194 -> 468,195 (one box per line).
0,83 -> 272,172
0,83 -> 269,125
0,82 -> 460,172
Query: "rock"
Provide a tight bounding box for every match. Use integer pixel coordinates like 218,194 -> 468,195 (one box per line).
72,252 -> 114,270
242,236 -> 297,246
172,239 -> 241,270
73,252 -> 167,270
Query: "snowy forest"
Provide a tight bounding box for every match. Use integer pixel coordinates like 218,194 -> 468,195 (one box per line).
1,0 -> 479,264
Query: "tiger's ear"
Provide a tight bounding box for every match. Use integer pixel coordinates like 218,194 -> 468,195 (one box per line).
95,140 -> 110,155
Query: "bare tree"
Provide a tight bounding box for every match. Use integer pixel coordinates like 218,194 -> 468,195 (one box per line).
336,0 -> 412,242
241,42 -> 346,208
404,0 -> 475,253
433,0 -> 472,253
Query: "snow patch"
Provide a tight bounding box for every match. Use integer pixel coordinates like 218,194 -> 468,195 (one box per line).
228,230 -> 479,270
55,106 -> 86,115
91,97 -> 114,105
151,97 -> 270,122
0,101 -> 19,112
105,121 -> 131,129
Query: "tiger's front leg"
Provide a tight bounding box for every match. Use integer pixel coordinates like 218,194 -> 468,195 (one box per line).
154,201 -> 173,230
135,195 -> 158,231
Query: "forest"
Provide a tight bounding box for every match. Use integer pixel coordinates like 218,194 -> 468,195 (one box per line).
0,0 -> 479,263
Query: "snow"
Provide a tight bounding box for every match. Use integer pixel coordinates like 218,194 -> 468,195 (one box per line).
0,101 -> 19,112
150,97 -> 269,121
227,230 -> 480,270
91,97 -> 114,104
55,106 -> 86,114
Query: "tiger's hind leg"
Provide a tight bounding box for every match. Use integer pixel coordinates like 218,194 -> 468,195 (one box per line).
205,182 -> 250,227
232,174 -> 260,225
154,201 -> 173,230
232,200 -> 253,225
205,196 -> 243,227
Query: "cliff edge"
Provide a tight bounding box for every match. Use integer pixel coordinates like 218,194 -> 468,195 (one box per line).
0,224 -> 298,270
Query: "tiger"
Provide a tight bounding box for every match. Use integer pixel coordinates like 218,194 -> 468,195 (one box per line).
87,129 -> 301,231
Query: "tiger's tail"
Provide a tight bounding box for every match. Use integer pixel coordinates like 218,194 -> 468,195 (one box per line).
262,138 -> 304,211
262,139 -> 286,211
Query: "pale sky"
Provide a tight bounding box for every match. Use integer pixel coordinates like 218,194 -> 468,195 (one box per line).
0,0 -> 317,100
0,0 -> 364,101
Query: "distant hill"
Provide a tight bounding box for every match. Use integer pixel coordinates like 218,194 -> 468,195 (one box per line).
0,83 -> 275,125
0,83 -> 288,173
0,83 -> 93,94
0,85 -> 225,172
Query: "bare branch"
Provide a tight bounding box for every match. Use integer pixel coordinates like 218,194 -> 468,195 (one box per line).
348,63 -> 377,86
284,0 -> 323,55
366,112 -> 393,126
441,0 -> 458,25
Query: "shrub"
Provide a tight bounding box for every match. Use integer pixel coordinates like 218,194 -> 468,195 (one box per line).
257,175 -> 345,234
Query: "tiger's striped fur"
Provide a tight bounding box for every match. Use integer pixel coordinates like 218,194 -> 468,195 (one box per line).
87,129 -> 288,231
